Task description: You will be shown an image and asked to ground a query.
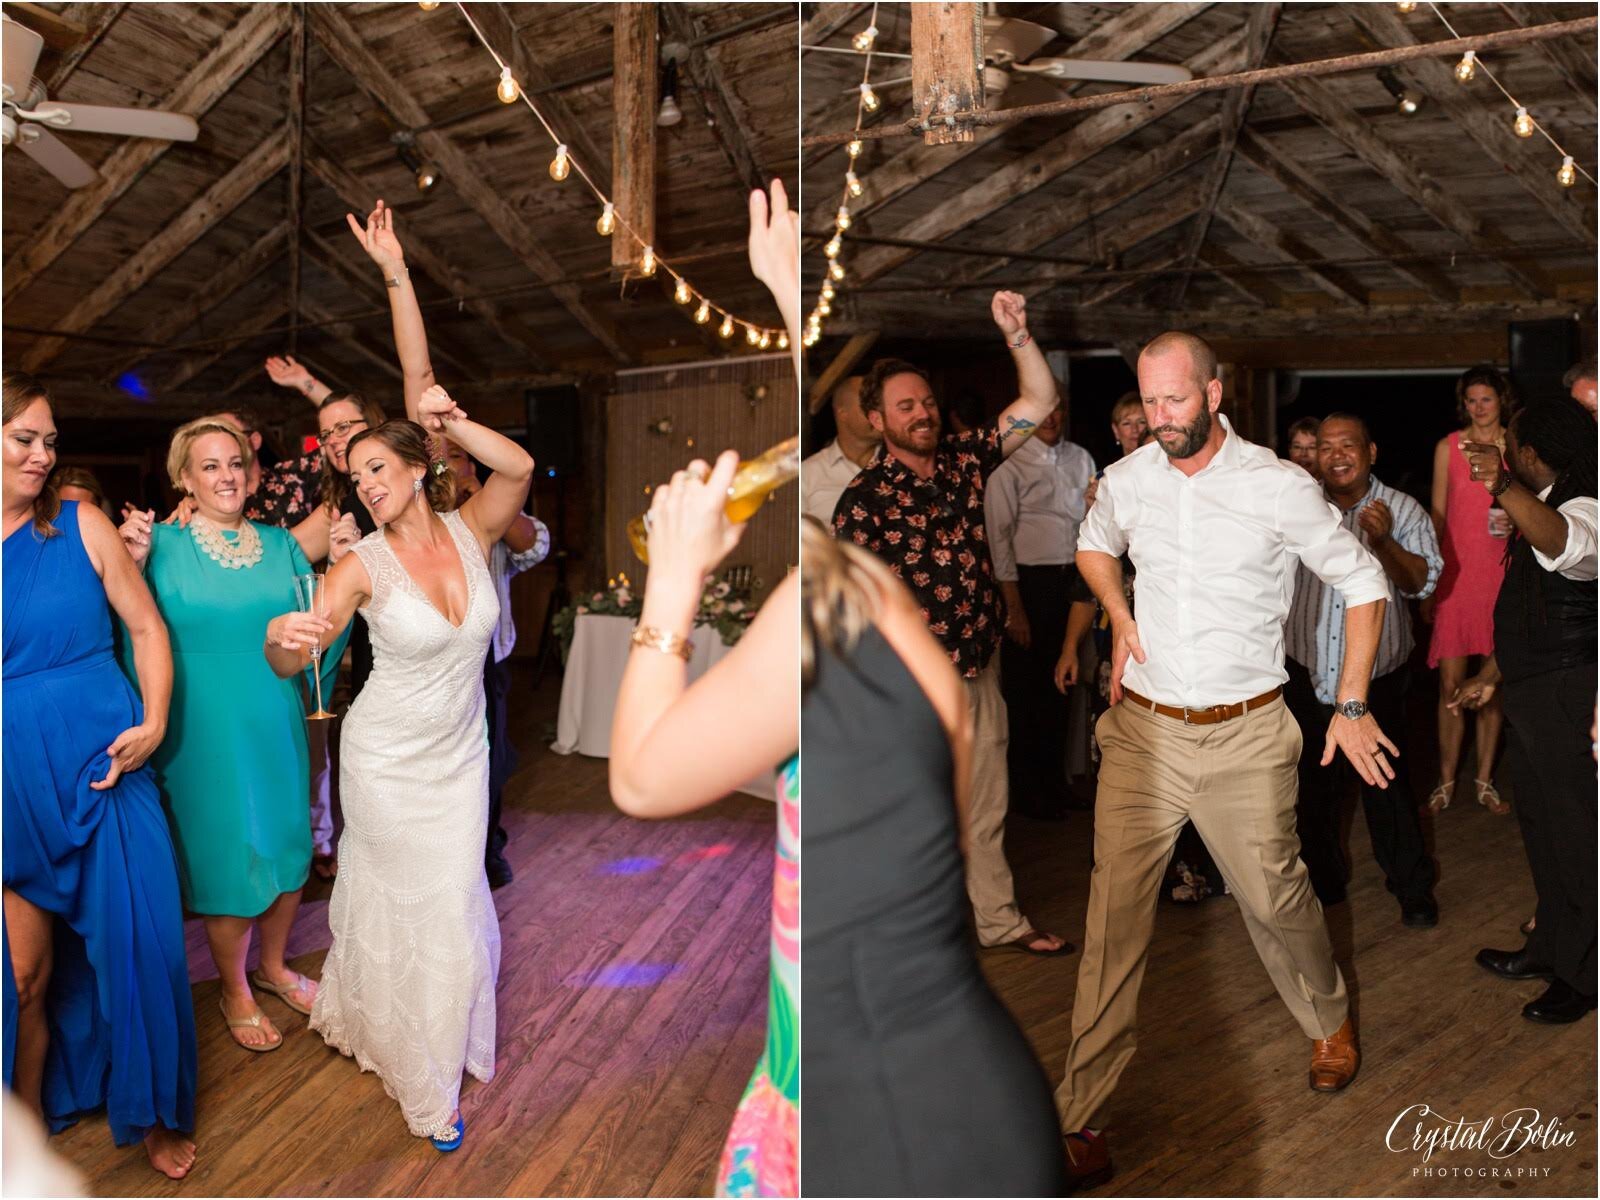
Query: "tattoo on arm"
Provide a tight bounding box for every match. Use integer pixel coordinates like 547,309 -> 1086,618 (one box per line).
997,415 -> 1037,454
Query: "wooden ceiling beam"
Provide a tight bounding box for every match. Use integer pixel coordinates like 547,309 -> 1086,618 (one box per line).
611,3 -> 656,279
1197,243 -> 1289,308
21,126 -> 290,373
286,2 -> 307,354
843,25 -> 1254,286
310,4 -> 635,363
802,1 -> 1209,238
44,2 -> 128,92
1024,190 -> 1207,302
101,220 -> 288,385
1213,199 -> 1367,305
1498,2 -> 1597,118
2,3 -> 288,304
162,297 -> 290,394
1168,2 -> 1281,307
1081,252 -> 1186,310
807,331 -> 879,413
1277,71 -> 1555,299
296,294 -> 404,383
803,2 -> 871,47
1232,127 -> 1456,303
661,4 -> 766,195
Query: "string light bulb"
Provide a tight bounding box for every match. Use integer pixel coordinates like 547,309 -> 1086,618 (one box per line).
824,235 -> 842,258
746,325 -> 761,346
852,24 -> 878,52
418,1 -> 441,9
759,331 -> 772,349
846,170 -> 863,198
1395,1 -> 1416,11
776,332 -> 789,350
829,261 -> 845,282
719,315 -> 735,339
1454,51 -> 1476,84
596,201 -> 615,236
836,207 -> 852,231
694,301 -> 711,324
860,83 -> 880,112
673,278 -> 691,304
818,300 -> 832,316
549,144 -> 570,180
847,139 -> 863,159
821,281 -> 835,301
497,65 -> 520,104
1558,155 -> 1577,187
1513,107 -> 1535,138
638,245 -> 656,277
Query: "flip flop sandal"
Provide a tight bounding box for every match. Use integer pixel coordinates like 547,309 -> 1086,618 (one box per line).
219,999 -> 282,1052
248,969 -> 317,1016
988,928 -> 1076,957
1475,779 -> 1509,815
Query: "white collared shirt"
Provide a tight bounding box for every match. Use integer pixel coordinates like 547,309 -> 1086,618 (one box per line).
801,439 -> 867,527
1285,476 -> 1442,704
490,519 -> 552,662
1533,484 -> 1597,581
984,436 -> 1097,580
1077,414 -> 1390,708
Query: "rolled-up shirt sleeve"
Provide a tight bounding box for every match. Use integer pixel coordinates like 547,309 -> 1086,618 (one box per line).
1533,495 -> 1598,581
1278,470 -> 1388,606
984,466 -> 1021,582
1076,470 -> 1128,559
1391,491 -> 1444,600
508,519 -> 552,573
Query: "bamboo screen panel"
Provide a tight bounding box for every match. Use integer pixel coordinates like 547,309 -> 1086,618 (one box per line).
607,355 -> 798,604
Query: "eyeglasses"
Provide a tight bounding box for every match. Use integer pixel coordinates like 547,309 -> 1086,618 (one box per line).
318,418 -> 368,443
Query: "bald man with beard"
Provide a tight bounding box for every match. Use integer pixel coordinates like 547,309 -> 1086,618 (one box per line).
802,376 -> 880,526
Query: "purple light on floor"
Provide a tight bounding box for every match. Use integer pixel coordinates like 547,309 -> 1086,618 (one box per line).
592,962 -> 678,988
596,855 -> 663,876
116,373 -> 150,401
674,842 -> 734,866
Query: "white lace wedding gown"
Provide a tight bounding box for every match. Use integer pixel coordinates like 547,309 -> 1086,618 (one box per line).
310,509 -> 502,1138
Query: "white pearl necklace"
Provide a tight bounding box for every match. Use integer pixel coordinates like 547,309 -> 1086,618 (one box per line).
189,514 -> 262,569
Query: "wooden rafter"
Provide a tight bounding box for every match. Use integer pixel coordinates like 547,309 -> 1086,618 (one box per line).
286,2 -> 307,355
1198,243 -> 1289,307
2,3 -> 288,304
1168,2 -> 1281,307
803,2 -> 870,48
1025,187 -> 1207,302
802,1 -> 1208,238
1499,2 -> 1597,118
661,4 -> 765,194
1212,199 -> 1366,305
611,4 -> 656,279
1278,71 -> 1555,298
101,220 -> 288,384
1081,252 -> 1186,310
843,26 -> 1254,286
44,2 -> 128,92
296,293 -> 404,383
807,331 -> 879,413
1344,3 -> 1596,249
22,126 -> 291,373
1232,128 -> 1457,303
163,297 -> 290,394
301,137 -> 548,369
310,5 -> 635,363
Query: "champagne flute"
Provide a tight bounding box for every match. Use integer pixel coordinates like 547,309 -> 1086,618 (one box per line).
296,572 -> 335,721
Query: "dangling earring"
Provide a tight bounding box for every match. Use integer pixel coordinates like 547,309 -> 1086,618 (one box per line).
412,477 -> 424,496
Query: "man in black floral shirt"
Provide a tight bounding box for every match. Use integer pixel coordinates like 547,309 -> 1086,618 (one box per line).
832,290 -> 1068,957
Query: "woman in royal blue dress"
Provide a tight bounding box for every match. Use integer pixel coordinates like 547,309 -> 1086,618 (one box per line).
2,373 -> 198,1178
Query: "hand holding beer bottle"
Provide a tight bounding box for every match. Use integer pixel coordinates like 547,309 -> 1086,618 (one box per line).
627,434 -> 800,564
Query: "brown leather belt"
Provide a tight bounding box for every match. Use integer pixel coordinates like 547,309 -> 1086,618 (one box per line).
1122,686 -> 1282,726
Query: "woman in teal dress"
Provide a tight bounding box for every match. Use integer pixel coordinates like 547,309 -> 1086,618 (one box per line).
119,418 -> 318,1052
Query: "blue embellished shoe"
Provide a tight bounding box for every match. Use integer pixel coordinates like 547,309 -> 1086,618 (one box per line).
430,1116 -> 465,1153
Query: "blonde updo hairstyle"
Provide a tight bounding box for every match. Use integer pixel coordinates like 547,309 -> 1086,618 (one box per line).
3,370 -> 58,538
166,418 -> 254,494
801,515 -> 901,689
345,420 -> 455,513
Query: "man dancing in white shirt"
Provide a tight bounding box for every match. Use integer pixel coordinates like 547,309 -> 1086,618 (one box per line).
1057,332 -> 1398,1188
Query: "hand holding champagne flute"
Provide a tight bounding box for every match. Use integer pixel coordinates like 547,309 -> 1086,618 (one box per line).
296,572 -> 335,720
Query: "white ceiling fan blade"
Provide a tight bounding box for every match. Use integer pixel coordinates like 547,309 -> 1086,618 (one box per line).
16,124 -> 98,188
1013,58 -> 1193,85
1,15 -> 45,102
982,16 -> 1058,66
1001,73 -> 1072,111
24,102 -> 199,141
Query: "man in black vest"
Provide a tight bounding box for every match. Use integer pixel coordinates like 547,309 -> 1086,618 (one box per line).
1454,399 -> 1597,1024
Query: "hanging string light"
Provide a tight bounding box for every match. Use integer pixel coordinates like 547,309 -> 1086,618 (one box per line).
836,207 -> 852,231
846,170 -> 863,197
443,3 -> 781,349
1453,50 -> 1476,83
1558,155 -> 1577,187
852,24 -> 878,52
1513,107 -> 1535,138
418,1 -> 441,9
1395,1 -> 1417,12
859,82 -> 881,112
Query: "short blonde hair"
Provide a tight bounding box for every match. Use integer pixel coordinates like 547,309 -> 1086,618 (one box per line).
167,418 -> 253,493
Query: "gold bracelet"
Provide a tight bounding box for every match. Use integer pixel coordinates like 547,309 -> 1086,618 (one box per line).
630,624 -> 693,662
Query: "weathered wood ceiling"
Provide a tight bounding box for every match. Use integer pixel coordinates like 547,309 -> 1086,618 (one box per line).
800,2 -> 1597,364
2,2 -> 797,418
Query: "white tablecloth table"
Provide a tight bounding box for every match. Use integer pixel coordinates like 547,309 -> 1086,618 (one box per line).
552,614 -> 774,799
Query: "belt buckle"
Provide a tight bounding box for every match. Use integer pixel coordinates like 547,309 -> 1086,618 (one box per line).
1182,704 -> 1213,725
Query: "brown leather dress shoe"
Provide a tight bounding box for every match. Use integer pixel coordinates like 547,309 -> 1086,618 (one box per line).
1309,1017 -> 1360,1092
1063,1128 -> 1113,1192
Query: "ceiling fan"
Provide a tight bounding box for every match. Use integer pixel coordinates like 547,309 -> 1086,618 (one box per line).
842,8 -> 1192,111
2,12 -> 198,189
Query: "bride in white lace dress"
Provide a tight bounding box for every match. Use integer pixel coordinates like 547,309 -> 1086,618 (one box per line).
265,386 -> 532,1148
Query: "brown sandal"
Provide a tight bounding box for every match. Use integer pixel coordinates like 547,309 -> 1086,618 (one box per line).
219,998 -> 282,1052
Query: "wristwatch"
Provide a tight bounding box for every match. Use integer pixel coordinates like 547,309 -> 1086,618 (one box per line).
1335,698 -> 1369,721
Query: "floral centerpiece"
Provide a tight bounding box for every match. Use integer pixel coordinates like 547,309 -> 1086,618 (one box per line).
551,571 -> 758,663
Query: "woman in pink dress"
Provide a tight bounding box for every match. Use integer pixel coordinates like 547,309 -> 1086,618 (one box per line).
1427,366 -> 1516,814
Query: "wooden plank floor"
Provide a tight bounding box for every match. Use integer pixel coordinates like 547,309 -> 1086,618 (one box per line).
987,700 -> 1598,1197
53,665 -> 773,1197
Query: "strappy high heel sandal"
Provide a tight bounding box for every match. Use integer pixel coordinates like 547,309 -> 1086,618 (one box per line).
1475,778 -> 1509,815
1427,780 -> 1455,813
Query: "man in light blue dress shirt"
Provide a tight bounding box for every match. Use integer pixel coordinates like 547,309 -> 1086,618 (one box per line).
1284,414 -> 1443,927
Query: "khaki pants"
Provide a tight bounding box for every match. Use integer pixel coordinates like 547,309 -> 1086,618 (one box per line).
963,660 -> 1031,946
1055,695 -> 1347,1132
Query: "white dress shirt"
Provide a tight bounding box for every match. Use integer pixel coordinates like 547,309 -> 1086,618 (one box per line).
984,436 -> 1097,580
801,439 -> 867,526
1533,484 -> 1597,581
1285,476 -> 1443,704
490,518 -> 552,662
1076,414 -> 1390,708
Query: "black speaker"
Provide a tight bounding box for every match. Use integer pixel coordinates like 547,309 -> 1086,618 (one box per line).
1508,318 -> 1577,407
525,384 -> 581,476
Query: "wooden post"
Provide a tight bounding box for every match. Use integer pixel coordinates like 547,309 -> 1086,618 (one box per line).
286,2 -> 305,356
807,331 -> 880,413
612,3 -> 657,278
910,3 -> 984,145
